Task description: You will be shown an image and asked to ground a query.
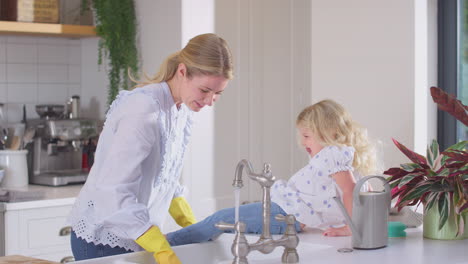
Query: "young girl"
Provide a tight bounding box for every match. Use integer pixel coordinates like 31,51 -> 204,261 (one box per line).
166,99 -> 377,246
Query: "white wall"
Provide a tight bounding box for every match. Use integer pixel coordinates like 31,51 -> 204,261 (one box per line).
0,36 -> 78,121
414,0 -> 438,153
310,0 -> 414,171
214,0 -> 312,204
136,0 -> 182,75
80,38 -> 107,119
0,35 -> 107,122
310,0 -> 437,170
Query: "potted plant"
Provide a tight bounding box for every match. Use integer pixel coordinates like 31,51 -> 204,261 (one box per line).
82,0 -> 139,105
385,86 -> 468,240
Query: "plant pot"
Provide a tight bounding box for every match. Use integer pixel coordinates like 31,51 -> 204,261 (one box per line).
423,203 -> 468,240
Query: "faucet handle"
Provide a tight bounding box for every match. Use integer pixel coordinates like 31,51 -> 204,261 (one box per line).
275,214 -> 296,225
276,214 -> 300,263
215,221 -> 235,231
215,221 -> 246,233
263,163 -> 274,178
217,221 -> 250,264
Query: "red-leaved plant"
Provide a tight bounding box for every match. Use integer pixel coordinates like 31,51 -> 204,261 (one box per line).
384,87 -> 468,236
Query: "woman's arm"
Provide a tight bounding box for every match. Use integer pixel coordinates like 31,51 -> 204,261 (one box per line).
93,94 -> 160,240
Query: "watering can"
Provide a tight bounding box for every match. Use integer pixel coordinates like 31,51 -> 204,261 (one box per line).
333,175 -> 391,249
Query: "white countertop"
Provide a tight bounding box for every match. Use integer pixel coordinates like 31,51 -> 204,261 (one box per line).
0,184 -> 82,211
73,227 -> 468,264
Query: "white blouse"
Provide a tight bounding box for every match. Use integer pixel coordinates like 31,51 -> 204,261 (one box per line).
271,146 -> 358,230
67,82 -> 193,252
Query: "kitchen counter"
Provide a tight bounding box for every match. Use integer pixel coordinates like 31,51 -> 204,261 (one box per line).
73,226 -> 468,264
0,184 -> 82,211
0,255 -> 60,263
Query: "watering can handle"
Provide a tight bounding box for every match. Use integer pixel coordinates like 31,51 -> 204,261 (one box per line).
353,175 -> 391,206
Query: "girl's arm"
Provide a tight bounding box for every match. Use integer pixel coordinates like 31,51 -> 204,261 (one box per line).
333,170 -> 356,217
323,170 -> 356,237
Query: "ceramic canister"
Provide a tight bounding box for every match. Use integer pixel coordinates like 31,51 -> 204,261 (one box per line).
0,150 -> 28,188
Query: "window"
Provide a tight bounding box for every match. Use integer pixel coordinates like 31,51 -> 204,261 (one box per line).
438,0 -> 468,150
458,0 -> 468,142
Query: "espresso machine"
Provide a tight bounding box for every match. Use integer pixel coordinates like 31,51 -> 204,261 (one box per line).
26,97 -> 99,186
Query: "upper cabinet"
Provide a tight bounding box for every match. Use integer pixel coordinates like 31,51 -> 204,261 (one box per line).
0,21 -> 96,38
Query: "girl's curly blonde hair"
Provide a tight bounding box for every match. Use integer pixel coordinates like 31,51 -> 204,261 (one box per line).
296,99 -> 377,176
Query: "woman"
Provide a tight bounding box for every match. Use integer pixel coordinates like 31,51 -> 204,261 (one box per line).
68,33 -> 233,264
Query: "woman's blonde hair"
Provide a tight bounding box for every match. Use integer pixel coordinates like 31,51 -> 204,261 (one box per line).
135,33 -> 233,86
296,99 -> 377,176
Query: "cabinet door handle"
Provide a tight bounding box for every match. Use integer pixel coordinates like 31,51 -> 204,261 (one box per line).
60,256 -> 75,263
59,226 -> 72,236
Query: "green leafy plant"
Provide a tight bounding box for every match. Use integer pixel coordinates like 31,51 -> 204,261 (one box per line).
82,0 -> 139,105
385,86 -> 468,236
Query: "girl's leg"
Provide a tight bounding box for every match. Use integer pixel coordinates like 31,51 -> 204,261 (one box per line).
167,202 -> 301,246
70,230 -> 133,261
166,206 -> 236,246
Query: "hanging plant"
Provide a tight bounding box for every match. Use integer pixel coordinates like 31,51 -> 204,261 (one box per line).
82,0 -> 139,105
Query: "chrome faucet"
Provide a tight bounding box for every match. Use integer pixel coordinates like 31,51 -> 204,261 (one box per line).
216,159 -> 300,264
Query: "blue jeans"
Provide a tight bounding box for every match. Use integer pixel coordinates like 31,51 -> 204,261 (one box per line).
70,230 -> 133,261
166,202 -> 301,246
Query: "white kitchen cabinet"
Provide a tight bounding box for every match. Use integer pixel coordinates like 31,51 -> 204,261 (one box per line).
0,208 -> 4,256
0,184 -> 82,263
3,203 -> 74,263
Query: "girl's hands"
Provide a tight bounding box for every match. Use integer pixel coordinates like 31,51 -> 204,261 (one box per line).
322,225 -> 352,237
300,223 -> 306,230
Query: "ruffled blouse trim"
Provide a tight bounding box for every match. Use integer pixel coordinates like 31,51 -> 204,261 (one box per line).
328,164 -> 354,175
153,103 -> 193,188
69,199 -> 145,252
309,145 -> 355,174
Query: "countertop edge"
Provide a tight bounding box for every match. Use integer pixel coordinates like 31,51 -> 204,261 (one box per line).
1,197 -> 76,210
0,184 -> 82,211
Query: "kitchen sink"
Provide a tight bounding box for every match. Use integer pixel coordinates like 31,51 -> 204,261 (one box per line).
73,233 -> 333,264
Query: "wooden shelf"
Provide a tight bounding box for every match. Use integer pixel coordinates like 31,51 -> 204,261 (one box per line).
0,21 -> 97,38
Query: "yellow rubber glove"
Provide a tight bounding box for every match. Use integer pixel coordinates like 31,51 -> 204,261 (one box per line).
135,226 -> 181,264
169,197 -> 197,227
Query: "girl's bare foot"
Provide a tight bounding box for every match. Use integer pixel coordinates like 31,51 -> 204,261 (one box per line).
322,225 -> 352,237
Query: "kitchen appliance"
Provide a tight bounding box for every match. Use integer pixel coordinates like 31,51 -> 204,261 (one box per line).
67,95 -> 80,119
0,103 -> 4,124
0,167 -> 4,184
333,175 -> 391,249
35,104 -> 65,119
0,103 -> 5,150
26,117 -> 98,186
